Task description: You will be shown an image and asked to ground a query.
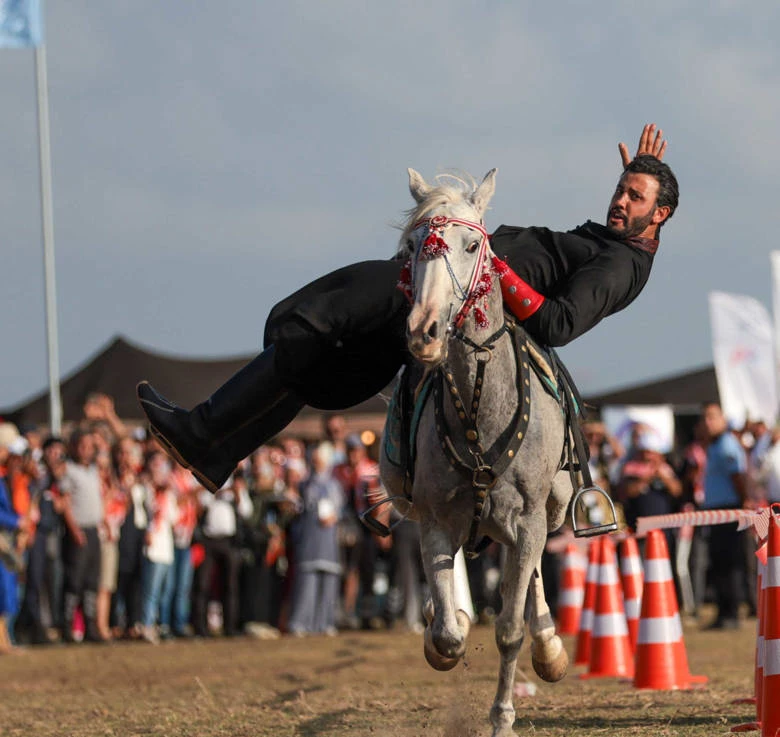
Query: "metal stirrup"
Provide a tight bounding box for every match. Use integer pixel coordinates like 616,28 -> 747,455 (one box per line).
359,496 -> 413,538
570,485 -> 619,538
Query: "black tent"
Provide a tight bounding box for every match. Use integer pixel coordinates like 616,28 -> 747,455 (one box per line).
1,334 -> 718,433
0,336 -> 389,434
585,365 -> 719,410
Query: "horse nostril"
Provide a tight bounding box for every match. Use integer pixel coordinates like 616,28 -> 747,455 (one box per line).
422,322 -> 438,345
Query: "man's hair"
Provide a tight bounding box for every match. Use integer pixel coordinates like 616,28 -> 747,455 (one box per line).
624,155 -> 679,225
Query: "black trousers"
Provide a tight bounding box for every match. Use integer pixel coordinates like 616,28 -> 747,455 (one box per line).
63,527 -> 100,602
708,522 -> 745,622
193,536 -> 241,636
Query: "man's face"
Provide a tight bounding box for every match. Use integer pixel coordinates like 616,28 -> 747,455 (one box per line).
702,405 -> 727,440
606,172 -> 662,239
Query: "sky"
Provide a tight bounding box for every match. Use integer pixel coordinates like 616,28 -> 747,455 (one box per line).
2,1 -> 779,411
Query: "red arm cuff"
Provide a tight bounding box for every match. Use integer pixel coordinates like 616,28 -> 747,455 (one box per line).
491,256 -> 545,320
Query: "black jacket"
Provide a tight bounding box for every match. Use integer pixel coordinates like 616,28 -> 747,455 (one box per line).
492,221 -> 656,346
264,222 -> 657,408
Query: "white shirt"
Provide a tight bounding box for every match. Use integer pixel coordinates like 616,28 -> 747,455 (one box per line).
199,488 -> 252,539
144,488 -> 178,565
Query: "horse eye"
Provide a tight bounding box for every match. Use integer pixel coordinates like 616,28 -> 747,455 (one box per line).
466,240 -> 480,254
405,238 -> 414,251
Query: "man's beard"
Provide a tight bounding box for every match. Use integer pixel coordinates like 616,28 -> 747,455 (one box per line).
605,208 -> 656,238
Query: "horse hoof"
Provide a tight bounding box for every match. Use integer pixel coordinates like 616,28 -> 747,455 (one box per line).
423,625 -> 460,671
531,635 -> 568,682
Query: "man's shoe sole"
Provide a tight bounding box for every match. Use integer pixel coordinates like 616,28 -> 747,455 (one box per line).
147,425 -> 219,494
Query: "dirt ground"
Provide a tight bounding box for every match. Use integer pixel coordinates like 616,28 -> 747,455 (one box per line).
0,620 -> 759,737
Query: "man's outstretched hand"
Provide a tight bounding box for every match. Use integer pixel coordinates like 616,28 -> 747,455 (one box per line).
619,123 -> 667,168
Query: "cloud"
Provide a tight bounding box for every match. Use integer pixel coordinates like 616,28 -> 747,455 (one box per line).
2,0 -> 780,407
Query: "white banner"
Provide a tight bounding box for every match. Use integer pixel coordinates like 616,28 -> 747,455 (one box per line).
601,405 -> 675,453
709,291 -> 777,427
770,252 -> 780,401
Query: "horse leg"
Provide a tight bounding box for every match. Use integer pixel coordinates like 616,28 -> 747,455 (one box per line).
419,523 -> 470,670
528,564 -> 568,682
489,518 -> 545,737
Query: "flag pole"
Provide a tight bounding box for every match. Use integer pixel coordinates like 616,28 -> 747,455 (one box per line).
34,41 -> 62,434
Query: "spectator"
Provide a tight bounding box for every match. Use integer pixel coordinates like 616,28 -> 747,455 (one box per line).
756,423 -> 780,504
59,429 -> 104,643
287,442 -> 344,636
3,434 -> 38,643
113,436 -> 148,639
15,435 -> 67,645
323,415 -> 349,466
139,451 -> 178,644
192,476 -> 252,637
618,431 -> 682,534
583,420 -> 625,490
0,424 -> 30,653
96,441 -> 126,641
332,434 -> 380,630
269,453 -> 305,632
700,402 -> 750,630
159,465 -> 199,639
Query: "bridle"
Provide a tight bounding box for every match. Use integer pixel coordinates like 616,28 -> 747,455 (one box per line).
398,214 -> 494,331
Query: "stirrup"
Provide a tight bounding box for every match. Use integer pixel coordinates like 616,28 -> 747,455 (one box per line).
359,496 -> 413,537
570,485 -> 618,538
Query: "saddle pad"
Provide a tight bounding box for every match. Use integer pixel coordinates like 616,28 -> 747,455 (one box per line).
383,369 -> 433,472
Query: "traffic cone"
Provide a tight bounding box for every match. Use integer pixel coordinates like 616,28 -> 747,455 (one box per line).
574,537 -> 601,666
633,529 -> 707,689
731,548 -> 765,733
760,509 -> 780,737
557,543 -> 588,635
620,536 -> 643,653
581,535 -> 634,679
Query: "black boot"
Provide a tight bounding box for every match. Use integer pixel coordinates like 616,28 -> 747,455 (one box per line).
197,393 -> 304,488
137,345 -> 302,492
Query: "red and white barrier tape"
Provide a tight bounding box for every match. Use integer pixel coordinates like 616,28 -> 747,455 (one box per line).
635,508 -> 771,541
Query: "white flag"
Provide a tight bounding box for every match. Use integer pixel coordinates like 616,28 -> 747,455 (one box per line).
709,291 -> 777,427
601,405 -> 676,453
770,252 -> 780,399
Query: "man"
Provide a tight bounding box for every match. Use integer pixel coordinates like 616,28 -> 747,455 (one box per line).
700,402 -> 750,630
59,430 -> 105,643
138,124 -> 678,493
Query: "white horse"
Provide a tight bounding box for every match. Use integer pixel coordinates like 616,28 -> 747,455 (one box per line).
379,169 -> 574,737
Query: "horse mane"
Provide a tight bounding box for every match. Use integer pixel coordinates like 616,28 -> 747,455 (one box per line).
395,172 -> 480,256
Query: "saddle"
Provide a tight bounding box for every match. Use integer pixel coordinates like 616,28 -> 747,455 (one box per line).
382,316 -> 616,552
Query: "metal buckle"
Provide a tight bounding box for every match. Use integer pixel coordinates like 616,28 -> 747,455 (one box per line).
472,465 -> 495,490
571,485 -> 619,538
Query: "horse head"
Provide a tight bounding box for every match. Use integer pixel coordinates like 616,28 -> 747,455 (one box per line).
399,168 -> 497,367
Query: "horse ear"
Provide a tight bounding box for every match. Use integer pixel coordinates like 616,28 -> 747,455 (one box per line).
408,168 -> 431,204
471,168 -> 497,216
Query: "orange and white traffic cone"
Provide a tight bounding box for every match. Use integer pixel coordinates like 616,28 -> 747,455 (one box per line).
581,535 -> 634,679
620,536 -> 643,653
557,543 -> 588,636
760,508 -> 780,737
634,529 -> 707,690
731,547 -> 766,733
574,537 -> 601,667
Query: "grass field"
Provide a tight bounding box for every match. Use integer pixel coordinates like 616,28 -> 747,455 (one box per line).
0,617 -> 760,737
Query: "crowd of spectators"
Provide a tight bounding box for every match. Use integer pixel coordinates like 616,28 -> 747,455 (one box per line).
0,395 -> 429,652
565,403 -> 774,630
0,392 -> 774,654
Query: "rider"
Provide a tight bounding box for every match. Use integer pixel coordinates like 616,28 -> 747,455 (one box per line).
138,124 -> 678,493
